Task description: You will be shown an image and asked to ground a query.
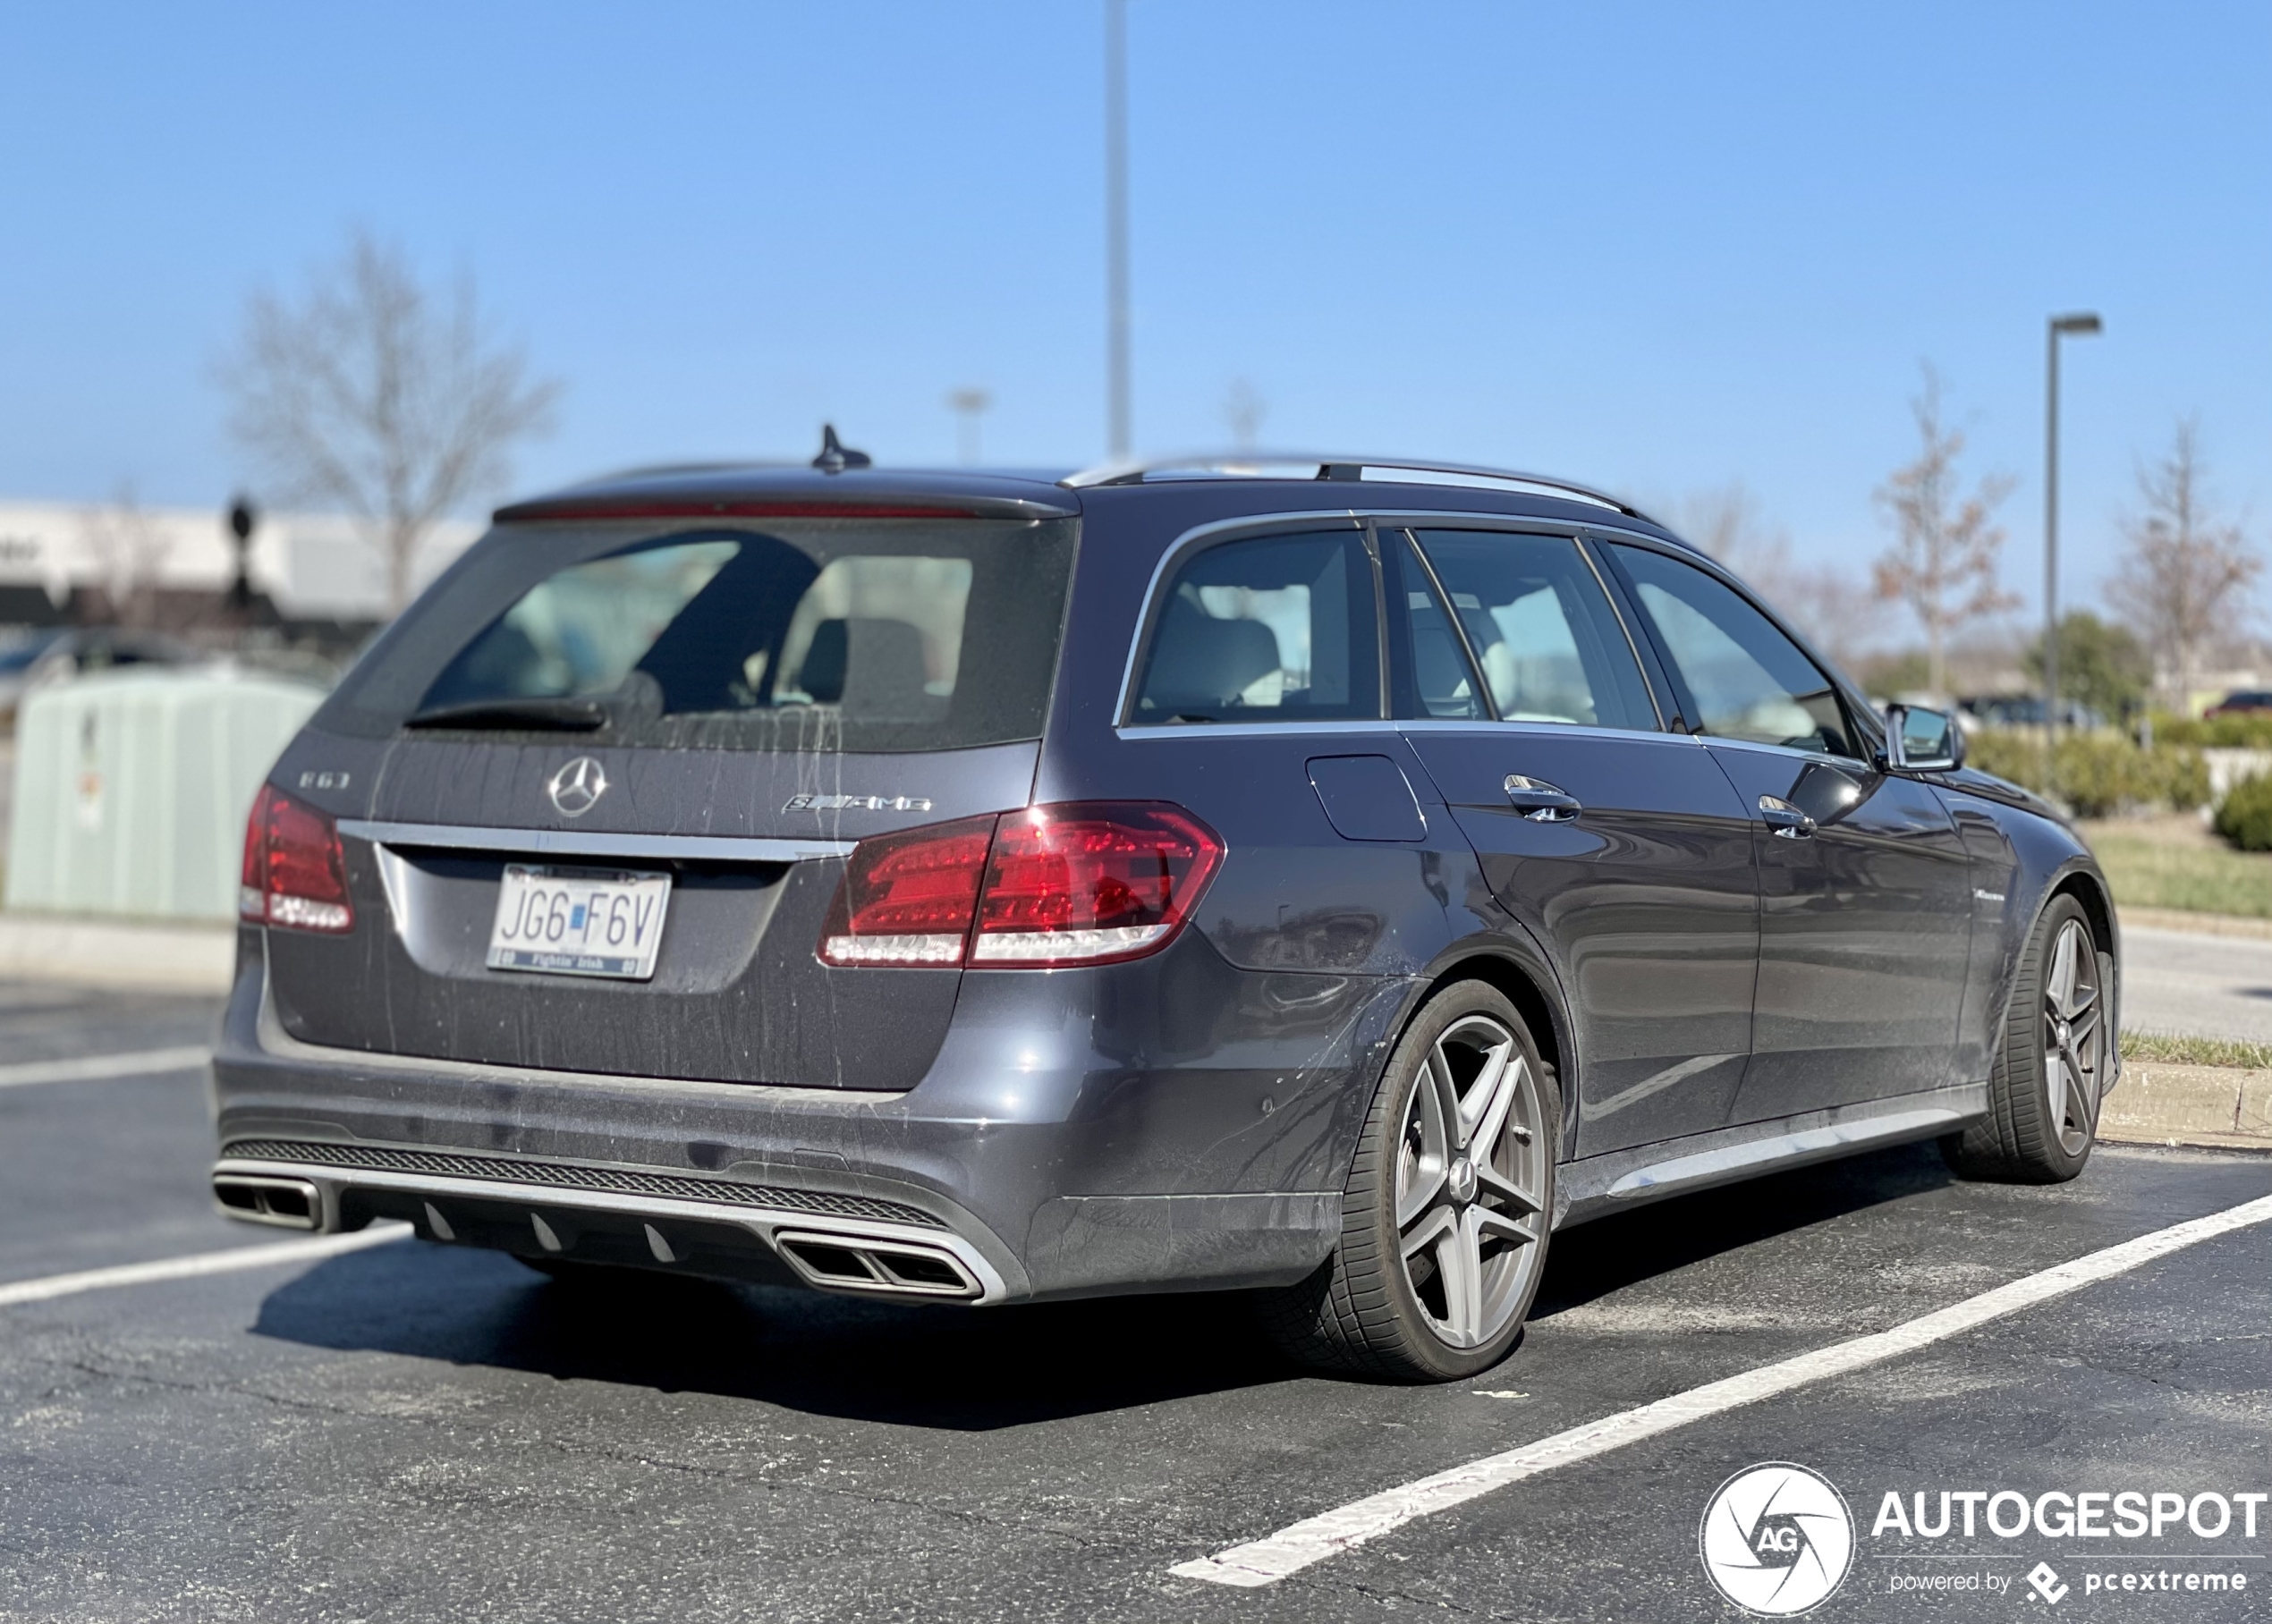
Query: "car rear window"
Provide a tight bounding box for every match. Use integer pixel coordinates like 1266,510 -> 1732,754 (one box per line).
314,517 -> 1077,752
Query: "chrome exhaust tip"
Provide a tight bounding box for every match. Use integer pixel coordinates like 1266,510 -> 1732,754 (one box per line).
774,1230 -> 981,1298
213,1173 -> 321,1231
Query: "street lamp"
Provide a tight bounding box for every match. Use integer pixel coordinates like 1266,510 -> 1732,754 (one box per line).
2044,311 -> 2102,747
1104,0 -> 1131,460
946,388 -> 992,466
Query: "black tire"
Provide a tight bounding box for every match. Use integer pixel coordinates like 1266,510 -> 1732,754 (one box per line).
1262,981 -> 1559,1382
1941,893 -> 2105,1184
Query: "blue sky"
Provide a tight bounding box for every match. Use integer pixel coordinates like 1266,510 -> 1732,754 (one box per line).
2,2 -> 2267,628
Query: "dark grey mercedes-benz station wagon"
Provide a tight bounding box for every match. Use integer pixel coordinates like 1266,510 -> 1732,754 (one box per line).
212,449 -> 2120,1381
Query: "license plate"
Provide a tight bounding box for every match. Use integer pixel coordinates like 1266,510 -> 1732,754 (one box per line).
486,865 -> 672,980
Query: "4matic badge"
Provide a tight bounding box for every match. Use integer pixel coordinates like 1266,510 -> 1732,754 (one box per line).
1700,1462 -> 1856,1615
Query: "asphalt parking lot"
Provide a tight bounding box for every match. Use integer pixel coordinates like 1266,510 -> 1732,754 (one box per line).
4,984 -> 2270,1623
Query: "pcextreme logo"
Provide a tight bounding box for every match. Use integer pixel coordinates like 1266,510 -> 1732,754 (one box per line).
1700,1462 -> 1857,1615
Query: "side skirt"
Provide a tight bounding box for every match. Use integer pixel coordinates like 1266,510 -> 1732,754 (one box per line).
1554,1082 -> 1989,1230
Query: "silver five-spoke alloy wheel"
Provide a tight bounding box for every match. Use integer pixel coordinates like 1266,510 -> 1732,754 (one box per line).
1394,1013 -> 1549,1351
2042,915 -> 2103,1158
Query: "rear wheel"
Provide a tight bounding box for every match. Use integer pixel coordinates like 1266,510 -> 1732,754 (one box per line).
1942,893 -> 2105,1183
1264,981 -> 1557,1382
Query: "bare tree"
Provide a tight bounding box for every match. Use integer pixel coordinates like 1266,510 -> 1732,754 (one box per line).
1679,481 -> 1869,650
2109,418 -> 2259,712
1223,378 -> 1267,453
78,484 -> 173,628
1871,368 -> 2018,696
224,231 -> 563,613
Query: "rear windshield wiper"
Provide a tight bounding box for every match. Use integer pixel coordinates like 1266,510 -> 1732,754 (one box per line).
403,697 -> 608,732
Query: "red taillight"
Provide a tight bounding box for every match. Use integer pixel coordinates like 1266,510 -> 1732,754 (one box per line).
971,803 -> 1222,966
816,802 -> 1222,969
240,784 -> 355,934
818,815 -> 996,965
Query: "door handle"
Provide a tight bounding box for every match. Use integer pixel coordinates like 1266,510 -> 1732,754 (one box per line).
1504,774 -> 1582,822
1759,794 -> 1816,839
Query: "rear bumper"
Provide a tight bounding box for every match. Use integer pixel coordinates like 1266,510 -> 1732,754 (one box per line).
211,935 -> 1411,1304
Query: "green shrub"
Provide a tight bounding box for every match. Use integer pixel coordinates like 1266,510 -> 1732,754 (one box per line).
1960,728 -> 2208,816
2214,774 -> 2272,851
2051,733 -> 2149,817
2153,712 -> 2272,749
2160,748 -> 2213,809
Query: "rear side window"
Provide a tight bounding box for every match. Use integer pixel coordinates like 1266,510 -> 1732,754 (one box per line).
316,517 -> 1075,752
1407,530 -> 1657,731
1128,529 -> 1380,724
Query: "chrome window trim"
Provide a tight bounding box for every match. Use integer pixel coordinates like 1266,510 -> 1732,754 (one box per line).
1694,733 -> 1878,776
338,819 -> 856,863
1397,717 -> 1708,747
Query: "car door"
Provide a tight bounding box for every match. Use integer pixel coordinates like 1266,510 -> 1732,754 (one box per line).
1598,540 -> 1972,1122
1386,525 -> 1761,1158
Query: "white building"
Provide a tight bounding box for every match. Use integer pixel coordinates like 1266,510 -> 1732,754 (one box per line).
0,498 -> 483,622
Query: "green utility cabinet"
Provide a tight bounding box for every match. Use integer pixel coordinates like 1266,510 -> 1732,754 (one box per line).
5,669 -> 324,921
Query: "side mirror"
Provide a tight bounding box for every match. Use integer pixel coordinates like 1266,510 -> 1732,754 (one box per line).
1884,704 -> 1964,772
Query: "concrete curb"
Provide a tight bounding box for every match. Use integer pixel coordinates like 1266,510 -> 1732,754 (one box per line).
2119,906 -> 2272,941
2100,1062 -> 2272,1149
0,913 -> 233,994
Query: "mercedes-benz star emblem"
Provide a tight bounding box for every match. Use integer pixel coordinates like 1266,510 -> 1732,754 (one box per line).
546,757 -> 608,818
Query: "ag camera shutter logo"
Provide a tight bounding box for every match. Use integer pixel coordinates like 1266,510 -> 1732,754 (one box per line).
1700,1462 -> 1855,1615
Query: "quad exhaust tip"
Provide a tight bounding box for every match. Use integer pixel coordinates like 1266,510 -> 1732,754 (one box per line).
774,1231 -> 980,1298
213,1173 -> 321,1231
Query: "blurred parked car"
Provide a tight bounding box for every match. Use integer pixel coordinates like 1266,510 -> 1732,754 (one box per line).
0,628 -> 198,725
1961,695 -> 2104,731
2205,689 -> 2272,719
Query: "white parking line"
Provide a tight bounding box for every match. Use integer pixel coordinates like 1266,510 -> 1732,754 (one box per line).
0,1224 -> 411,1309
0,1045 -> 211,1090
1174,1188 -> 2272,1587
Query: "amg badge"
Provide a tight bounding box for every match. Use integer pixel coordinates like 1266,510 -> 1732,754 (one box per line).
783,794 -> 934,813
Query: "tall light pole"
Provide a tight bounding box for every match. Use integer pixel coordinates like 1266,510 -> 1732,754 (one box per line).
2044,311 -> 2102,745
1104,0 -> 1132,460
946,388 -> 992,465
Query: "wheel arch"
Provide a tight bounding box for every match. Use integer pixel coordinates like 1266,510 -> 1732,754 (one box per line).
1401,936 -> 1580,1161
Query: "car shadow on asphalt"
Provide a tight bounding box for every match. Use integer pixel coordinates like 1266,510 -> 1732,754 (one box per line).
1529,1140 -> 1955,1320
250,1240 -> 1289,1428
250,1142 -> 1954,1425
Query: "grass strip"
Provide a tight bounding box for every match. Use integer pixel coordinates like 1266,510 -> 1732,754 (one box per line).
2120,1030 -> 2272,1070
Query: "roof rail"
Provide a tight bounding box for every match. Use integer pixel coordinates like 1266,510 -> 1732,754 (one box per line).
1058,452 -> 1657,525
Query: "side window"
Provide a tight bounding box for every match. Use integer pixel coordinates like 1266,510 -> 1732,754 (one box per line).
1408,529 -> 1658,732
1608,544 -> 1856,757
1129,529 -> 1380,724
1386,533 -> 1486,720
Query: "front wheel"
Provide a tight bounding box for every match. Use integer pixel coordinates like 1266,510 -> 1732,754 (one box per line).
1263,981 -> 1559,1382
1942,893 -> 2106,1183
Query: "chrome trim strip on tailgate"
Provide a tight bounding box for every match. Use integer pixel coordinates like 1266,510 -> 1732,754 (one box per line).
339,820 -> 855,863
